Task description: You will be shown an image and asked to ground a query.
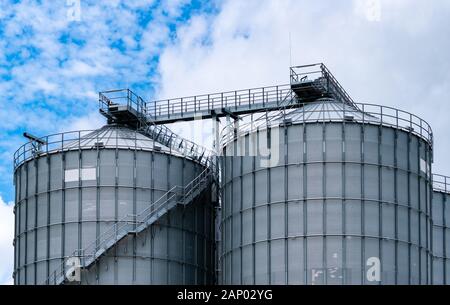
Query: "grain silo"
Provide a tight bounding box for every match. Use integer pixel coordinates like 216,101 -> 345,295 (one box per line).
432,174 -> 450,284
13,90 -> 216,285
13,63 -> 450,285
220,65 -> 434,285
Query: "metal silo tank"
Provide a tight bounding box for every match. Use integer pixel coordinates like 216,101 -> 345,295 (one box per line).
431,174 -> 450,284
13,124 -> 215,285
220,98 -> 433,285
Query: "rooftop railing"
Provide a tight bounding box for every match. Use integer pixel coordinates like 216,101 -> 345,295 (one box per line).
99,89 -> 147,119
220,100 -> 434,149
13,129 -> 206,171
290,63 -> 358,109
433,174 -> 450,194
98,89 -> 215,169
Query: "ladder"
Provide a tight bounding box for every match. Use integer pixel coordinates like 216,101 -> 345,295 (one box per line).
43,166 -> 214,285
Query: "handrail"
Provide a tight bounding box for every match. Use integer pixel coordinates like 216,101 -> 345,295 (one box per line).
219,88 -> 296,144
290,63 -> 358,108
433,174 -> 450,194
13,127 -> 217,172
290,63 -> 323,82
42,185 -> 179,285
12,129 -> 201,171
140,121 -> 214,166
320,63 -> 358,108
43,166 -> 214,285
99,89 -> 146,118
146,84 -> 292,118
219,100 -> 434,150
99,89 -> 215,170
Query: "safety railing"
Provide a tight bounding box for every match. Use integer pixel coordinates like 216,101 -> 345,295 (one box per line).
43,166 -> 214,285
43,185 -> 180,285
433,174 -> 450,194
98,89 -> 215,170
13,128 -> 206,171
290,63 -> 358,108
99,89 -> 146,119
140,121 -> 213,167
220,100 -> 433,149
13,127 -> 217,172
146,84 -> 293,118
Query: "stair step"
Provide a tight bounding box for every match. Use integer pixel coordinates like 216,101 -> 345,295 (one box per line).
46,168 -> 213,284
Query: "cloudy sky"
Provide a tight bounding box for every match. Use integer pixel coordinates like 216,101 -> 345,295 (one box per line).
0,0 -> 449,285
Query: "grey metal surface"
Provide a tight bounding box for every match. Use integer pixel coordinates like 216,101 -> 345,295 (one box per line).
13,125 -> 215,285
45,166 -> 214,285
431,175 -> 450,284
220,117 -> 433,284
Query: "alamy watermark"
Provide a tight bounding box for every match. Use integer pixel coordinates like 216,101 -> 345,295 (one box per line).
67,0 -> 81,22
311,256 -> 381,284
65,255 -> 381,283
366,256 -> 381,282
65,256 -> 81,282
223,123 -> 281,169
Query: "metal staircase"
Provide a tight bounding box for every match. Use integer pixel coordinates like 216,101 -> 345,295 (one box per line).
44,166 -> 214,285
44,87 -> 218,285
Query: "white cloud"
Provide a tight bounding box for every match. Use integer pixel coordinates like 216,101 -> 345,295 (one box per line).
0,0 -> 196,207
354,0 -> 382,22
61,59 -> 111,77
163,0 -> 191,17
156,0 -> 450,175
62,111 -> 105,133
32,77 -> 58,93
0,0 -> 192,135
0,197 -> 14,285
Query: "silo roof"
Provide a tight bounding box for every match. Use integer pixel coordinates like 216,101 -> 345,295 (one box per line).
231,98 -> 378,135
276,98 -> 376,123
14,124 -> 187,170
63,124 -> 180,155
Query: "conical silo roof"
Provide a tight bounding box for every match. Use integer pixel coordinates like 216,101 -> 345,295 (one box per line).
62,124 -> 182,156
225,98 -> 379,140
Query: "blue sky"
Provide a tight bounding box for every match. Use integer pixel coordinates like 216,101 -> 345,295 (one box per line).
0,0 -> 221,284
0,0 -> 219,203
1,0 -> 450,285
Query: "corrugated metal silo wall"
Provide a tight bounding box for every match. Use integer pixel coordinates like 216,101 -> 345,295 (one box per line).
221,122 -> 432,285
14,148 -> 215,285
79,189 -> 214,285
432,190 -> 450,284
